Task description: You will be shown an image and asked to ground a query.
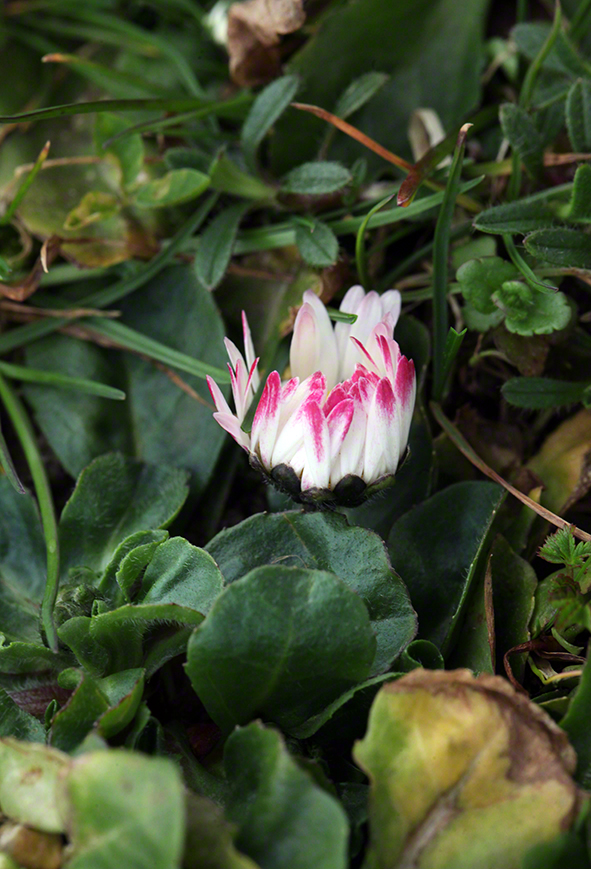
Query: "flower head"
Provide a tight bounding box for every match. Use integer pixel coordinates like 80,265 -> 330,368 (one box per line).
207,286 -> 416,507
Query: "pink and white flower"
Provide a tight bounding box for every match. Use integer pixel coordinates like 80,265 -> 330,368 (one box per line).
207,286 -> 416,507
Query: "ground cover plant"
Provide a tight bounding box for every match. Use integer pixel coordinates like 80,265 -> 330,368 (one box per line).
2,0 -> 591,866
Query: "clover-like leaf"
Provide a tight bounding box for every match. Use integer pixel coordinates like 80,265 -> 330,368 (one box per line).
456,256 -> 518,314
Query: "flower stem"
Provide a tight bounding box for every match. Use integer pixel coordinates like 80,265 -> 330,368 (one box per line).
0,373 -> 59,651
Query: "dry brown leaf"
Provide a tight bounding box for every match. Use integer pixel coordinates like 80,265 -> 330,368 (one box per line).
0,821 -> 63,869
227,0 -> 305,86
0,236 -> 60,302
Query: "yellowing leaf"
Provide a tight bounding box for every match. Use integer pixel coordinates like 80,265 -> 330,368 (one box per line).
354,670 -> 582,869
528,409 -> 591,513
63,191 -> 121,231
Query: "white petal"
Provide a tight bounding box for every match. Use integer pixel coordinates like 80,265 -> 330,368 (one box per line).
207,375 -> 233,416
380,289 -> 402,326
250,371 -> 282,468
364,378 -> 399,482
242,311 -> 257,377
326,398 -> 354,463
335,285 -> 366,363
213,412 -> 251,451
224,337 -> 244,373
291,291 -> 338,389
394,356 -> 416,461
338,400 -> 367,478
301,400 -> 331,490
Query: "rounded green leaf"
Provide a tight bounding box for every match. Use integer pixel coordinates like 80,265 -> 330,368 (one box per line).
140,537 -> 223,613
206,510 -> 416,673
186,565 -> 376,733
58,453 -> 189,581
225,723 -> 348,869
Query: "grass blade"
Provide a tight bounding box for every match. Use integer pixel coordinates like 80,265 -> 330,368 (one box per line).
432,124 -> 471,400
0,361 -> 126,399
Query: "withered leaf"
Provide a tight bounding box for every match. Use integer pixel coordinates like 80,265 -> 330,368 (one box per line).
227,0 -> 305,86
354,669 -> 583,869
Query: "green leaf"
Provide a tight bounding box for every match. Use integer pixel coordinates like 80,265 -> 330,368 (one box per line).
241,74 -> 299,172
354,673 -> 581,869
344,397 -> 434,540
63,191 -> 121,231
500,102 -> 544,178
0,690 -> 45,742
195,203 -> 249,290
186,565 -> 376,734
524,227 -> 591,268
288,673 -> 398,740
133,168 -> 210,208
24,265 -> 229,490
59,453 -> 189,582
0,638 -> 68,675
271,0 -> 489,174
224,723 -> 348,869
0,423 -> 24,495
206,510 -> 416,674
489,536 -> 537,682
0,739 -> 69,832
566,79 -> 591,152
462,302 -> 505,332
101,529 -> 169,601
473,184 -> 572,234
0,478 -> 48,646
61,751 -> 185,869
50,669 -> 145,751
565,163 -> 591,222
58,617 -> 110,677
398,639 -> 445,672
456,256 -> 518,316
139,537 -> 223,613
502,284 -> 572,336
50,670 -> 111,753
281,162 -> 351,195
333,72 -> 389,119
209,152 -> 276,200
88,603 -> 204,674
0,479 -> 46,604
388,482 -> 505,653
522,833 -> 591,869
184,791 -> 259,869
513,22 -> 589,77
502,377 -> 590,409
94,113 -> 144,190
293,218 -> 339,267
561,651 -> 591,788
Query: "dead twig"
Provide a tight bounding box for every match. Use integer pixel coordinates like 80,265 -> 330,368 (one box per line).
431,400 -> 591,542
